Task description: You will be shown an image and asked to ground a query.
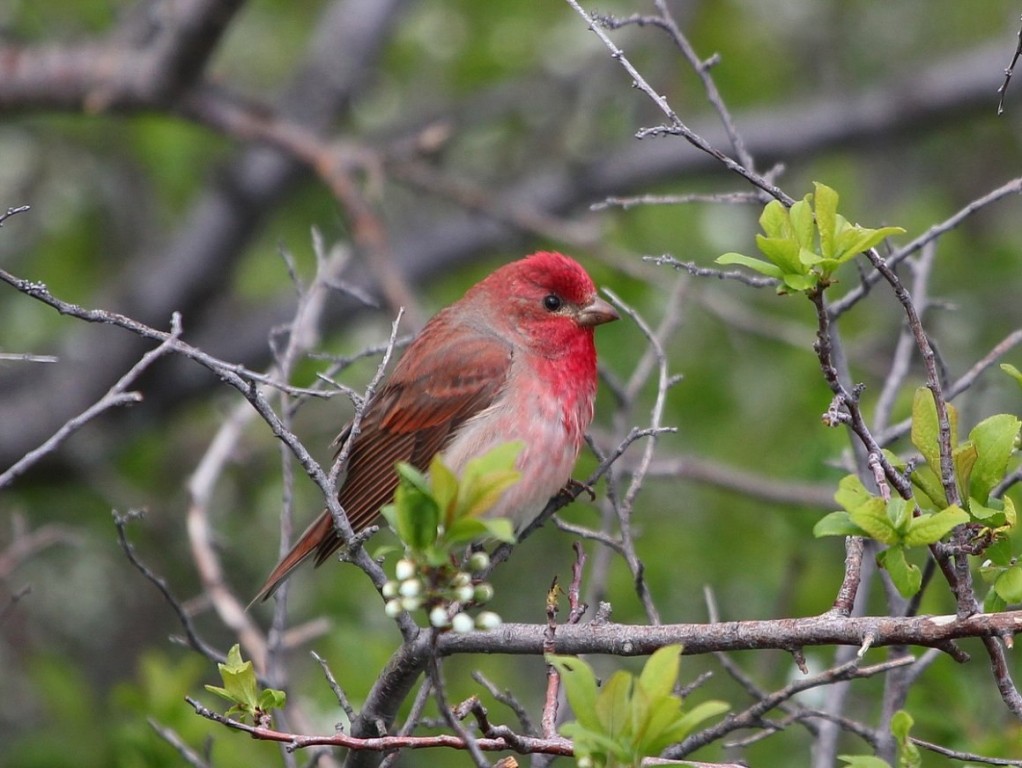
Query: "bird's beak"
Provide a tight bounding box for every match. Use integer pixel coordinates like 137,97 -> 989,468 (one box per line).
577,296 -> 619,327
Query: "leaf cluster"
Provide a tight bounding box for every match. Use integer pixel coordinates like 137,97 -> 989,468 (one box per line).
378,442 -> 522,629
816,387 -> 1021,600
204,645 -> 286,726
381,441 -> 521,563
547,645 -> 728,768
718,182 -> 904,293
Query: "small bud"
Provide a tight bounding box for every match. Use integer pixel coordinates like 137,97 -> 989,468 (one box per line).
468,551 -> 490,573
455,585 -> 475,603
398,579 -> 421,598
400,596 -> 422,612
451,571 -> 472,588
429,606 -> 450,627
382,580 -> 399,599
475,611 -> 502,630
395,558 -> 416,581
451,612 -> 474,634
384,599 -> 402,618
473,583 -> 495,603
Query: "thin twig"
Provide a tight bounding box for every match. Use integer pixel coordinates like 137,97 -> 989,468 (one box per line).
0,313 -> 182,488
113,509 -> 226,666
569,0 -> 790,204
997,15 -> 1022,115
669,656 -> 915,758
312,650 -> 358,723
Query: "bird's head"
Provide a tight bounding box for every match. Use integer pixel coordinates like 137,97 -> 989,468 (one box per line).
470,251 -> 618,357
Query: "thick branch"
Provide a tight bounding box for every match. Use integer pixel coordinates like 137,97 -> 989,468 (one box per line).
438,611 -> 1022,657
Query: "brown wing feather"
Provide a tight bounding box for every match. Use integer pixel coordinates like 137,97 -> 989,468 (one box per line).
255,326 -> 511,601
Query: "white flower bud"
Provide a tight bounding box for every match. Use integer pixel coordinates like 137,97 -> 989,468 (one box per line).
475,611 -> 502,630
468,551 -> 490,573
400,596 -> 422,611
429,606 -> 450,627
395,558 -> 416,581
382,580 -> 399,598
398,579 -> 421,598
451,612 -> 474,634
384,599 -> 402,618
451,571 -> 472,588
473,583 -> 494,603
455,585 -> 475,603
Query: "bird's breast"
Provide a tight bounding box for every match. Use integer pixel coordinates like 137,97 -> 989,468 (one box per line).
439,358 -> 595,530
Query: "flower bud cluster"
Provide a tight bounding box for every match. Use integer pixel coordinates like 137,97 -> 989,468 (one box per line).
381,552 -> 501,632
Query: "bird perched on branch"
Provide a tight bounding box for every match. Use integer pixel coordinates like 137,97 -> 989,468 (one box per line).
255,251 -> 618,601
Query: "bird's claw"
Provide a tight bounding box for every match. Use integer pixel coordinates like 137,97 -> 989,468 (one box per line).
561,478 -> 595,501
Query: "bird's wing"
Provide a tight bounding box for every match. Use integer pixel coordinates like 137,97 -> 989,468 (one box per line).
313,329 -> 513,563
254,330 -> 512,601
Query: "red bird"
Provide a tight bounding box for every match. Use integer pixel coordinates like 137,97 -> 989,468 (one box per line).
255,251 -> 618,601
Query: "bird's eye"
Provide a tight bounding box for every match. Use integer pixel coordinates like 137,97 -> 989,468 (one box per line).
543,294 -> 563,311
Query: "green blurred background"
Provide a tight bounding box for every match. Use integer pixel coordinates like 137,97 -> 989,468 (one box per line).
2,0 -> 1022,765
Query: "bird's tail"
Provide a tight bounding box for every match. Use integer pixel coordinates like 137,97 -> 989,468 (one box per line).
251,512 -> 335,604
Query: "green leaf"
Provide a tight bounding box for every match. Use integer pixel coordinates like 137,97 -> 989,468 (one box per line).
877,547 -> 922,598
885,497 -> 912,535
903,505 -> 969,547
985,589 -> 1008,613
813,182 -> 839,258
429,456 -> 459,524
258,688 -> 287,711
968,497 -> 1008,528
758,198 -> 792,239
478,517 -> 516,543
995,564 -> 1022,604
838,755 -> 893,768
814,510 -> 867,538
458,442 -> 523,519
656,699 -> 730,746
460,470 -> 521,519
1001,363 -> 1022,388
986,534 -> 1014,566
953,441 -> 978,502
968,413 -> 1021,501
394,460 -> 431,495
799,246 -> 827,267
634,694 -> 683,754
216,644 -> 258,708
716,252 -> 784,278
560,724 -> 621,764
756,235 -> 803,275
911,387 -> 940,473
910,464 -> 946,511
910,388 -> 959,475
891,709 -> 921,768
204,684 -> 234,703
638,645 -> 681,703
443,517 -> 491,545
849,498 -> 899,544
890,709 -> 912,741
462,441 -> 523,480
789,195 -> 815,250
835,474 -> 873,513
1004,494 -> 1017,528
547,655 -> 600,731
781,272 -> 818,292
390,466 -> 440,551
835,225 -> 905,262
595,670 -> 632,737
